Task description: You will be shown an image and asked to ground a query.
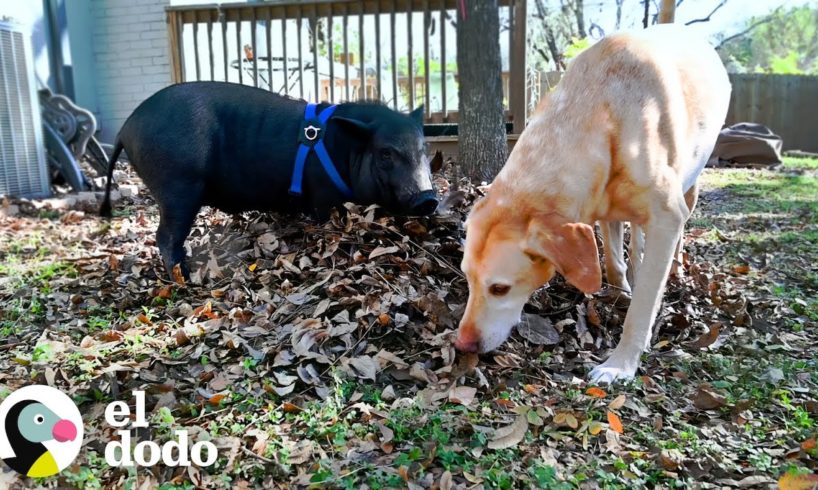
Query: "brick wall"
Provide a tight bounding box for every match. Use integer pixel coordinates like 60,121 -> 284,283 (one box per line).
89,0 -> 171,143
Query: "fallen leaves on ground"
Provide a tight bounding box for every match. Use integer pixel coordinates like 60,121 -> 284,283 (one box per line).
0,164 -> 816,488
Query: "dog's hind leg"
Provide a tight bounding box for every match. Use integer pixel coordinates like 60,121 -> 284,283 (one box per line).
671,183 -> 699,278
602,221 -> 631,295
590,192 -> 687,384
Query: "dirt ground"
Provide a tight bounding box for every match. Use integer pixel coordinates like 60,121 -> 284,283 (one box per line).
0,157 -> 816,489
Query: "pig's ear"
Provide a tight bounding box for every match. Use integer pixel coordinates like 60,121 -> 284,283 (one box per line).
429,150 -> 444,173
523,216 -> 601,294
334,117 -> 375,139
409,105 -> 425,125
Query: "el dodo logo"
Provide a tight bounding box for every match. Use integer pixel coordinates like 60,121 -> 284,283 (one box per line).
0,385 -> 82,478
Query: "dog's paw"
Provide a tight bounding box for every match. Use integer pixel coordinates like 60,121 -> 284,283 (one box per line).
588,358 -> 638,384
588,350 -> 639,384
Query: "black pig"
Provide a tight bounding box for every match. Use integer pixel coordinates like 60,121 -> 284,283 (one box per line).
100,81 -> 440,279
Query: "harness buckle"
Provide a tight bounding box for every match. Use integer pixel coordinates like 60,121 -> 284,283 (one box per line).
304,125 -> 321,141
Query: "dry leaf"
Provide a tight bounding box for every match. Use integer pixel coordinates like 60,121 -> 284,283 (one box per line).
607,411 -> 623,434
439,470 -> 453,490
553,412 -> 579,430
692,384 -> 728,410
448,386 -> 477,406
208,393 -> 227,406
731,264 -> 751,274
487,414 -> 529,450
778,472 -> 818,490
450,352 -> 479,379
348,356 -> 378,381
589,421 -> 605,435
517,313 -> 560,345
586,387 -> 607,398
691,322 -> 721,349
369,245 -> 400,259
609,394 -> 627,410
154,285 -> 173,299
657,449 -> 684,471
272,384 -> 295,396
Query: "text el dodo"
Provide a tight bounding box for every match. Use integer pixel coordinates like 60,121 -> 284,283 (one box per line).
104,391 -> 217,467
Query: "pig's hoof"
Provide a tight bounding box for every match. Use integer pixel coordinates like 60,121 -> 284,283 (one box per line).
169,263 -> 190,285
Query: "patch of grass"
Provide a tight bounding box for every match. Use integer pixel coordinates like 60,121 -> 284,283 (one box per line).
781,156 -> 818,171
696,167 -> 818,291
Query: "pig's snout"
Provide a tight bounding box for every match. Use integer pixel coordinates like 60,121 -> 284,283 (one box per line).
408,190 -> 438,216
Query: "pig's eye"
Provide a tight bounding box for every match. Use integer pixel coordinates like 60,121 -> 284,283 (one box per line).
488,284 -> 511,297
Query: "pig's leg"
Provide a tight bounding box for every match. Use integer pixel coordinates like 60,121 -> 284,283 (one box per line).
156,203 -> 200,280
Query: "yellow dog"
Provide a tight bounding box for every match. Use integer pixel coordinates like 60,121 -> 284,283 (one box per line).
455,24 -> 731,383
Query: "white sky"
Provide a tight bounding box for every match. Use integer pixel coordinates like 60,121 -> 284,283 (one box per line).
583,0 -> 816,41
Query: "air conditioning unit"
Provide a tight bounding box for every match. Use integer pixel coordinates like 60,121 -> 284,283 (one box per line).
0,19 -> 50,199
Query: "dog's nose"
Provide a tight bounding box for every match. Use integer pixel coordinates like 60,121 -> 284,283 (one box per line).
454,336 -> 480,353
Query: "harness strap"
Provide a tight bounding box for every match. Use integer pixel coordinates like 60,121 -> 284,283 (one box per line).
289,103 -> 354,199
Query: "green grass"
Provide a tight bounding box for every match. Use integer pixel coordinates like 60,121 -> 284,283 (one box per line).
781,155 -> 818,171
695,161 -> 818,291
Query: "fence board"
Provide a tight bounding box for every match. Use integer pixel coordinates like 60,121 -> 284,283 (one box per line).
535,72 -> 818,152
726,74 -> 818,152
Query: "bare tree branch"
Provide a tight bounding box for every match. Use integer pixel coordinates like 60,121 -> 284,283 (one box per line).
589,22 -> 605,39
685,0 -> 729,25
642,0 -> 650,28
533,0 -> 564,70
715,9 -> 781,50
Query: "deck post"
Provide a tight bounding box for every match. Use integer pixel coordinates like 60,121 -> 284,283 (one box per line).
509,0 -> 527,134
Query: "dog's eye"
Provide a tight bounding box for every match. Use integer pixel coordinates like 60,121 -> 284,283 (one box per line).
488,284 -> 511,297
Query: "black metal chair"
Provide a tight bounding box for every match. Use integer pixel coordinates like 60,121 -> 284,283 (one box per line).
38,83 -> 109,192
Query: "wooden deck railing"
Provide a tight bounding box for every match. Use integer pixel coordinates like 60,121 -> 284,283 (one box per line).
165,0 -> 527,133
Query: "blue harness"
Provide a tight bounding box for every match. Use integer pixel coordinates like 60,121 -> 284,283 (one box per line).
288,103 -> 354,199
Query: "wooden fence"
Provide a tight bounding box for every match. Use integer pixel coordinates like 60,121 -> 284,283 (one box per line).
726,74 -> 818,153
165,0 -> 527,133
534,72 -> 818,153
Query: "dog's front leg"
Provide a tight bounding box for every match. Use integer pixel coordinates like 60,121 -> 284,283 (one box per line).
590,205 -> 685,383
602,221 -> 631,294
627,223 -> 645,287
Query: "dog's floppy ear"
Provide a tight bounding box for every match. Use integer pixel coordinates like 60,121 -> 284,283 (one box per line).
523,216 -> 602,293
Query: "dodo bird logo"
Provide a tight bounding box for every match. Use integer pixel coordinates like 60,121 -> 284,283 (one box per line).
0,385 -> 83,478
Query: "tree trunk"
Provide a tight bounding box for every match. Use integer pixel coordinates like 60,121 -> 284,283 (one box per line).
456,0 -> 508,182
573,0 -> 586,38
658,0 -> 676,23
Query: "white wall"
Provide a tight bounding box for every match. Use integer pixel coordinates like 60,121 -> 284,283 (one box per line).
87,0 -> 172,142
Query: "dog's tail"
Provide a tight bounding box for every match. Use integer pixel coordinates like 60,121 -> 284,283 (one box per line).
99,138 -> 124,218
